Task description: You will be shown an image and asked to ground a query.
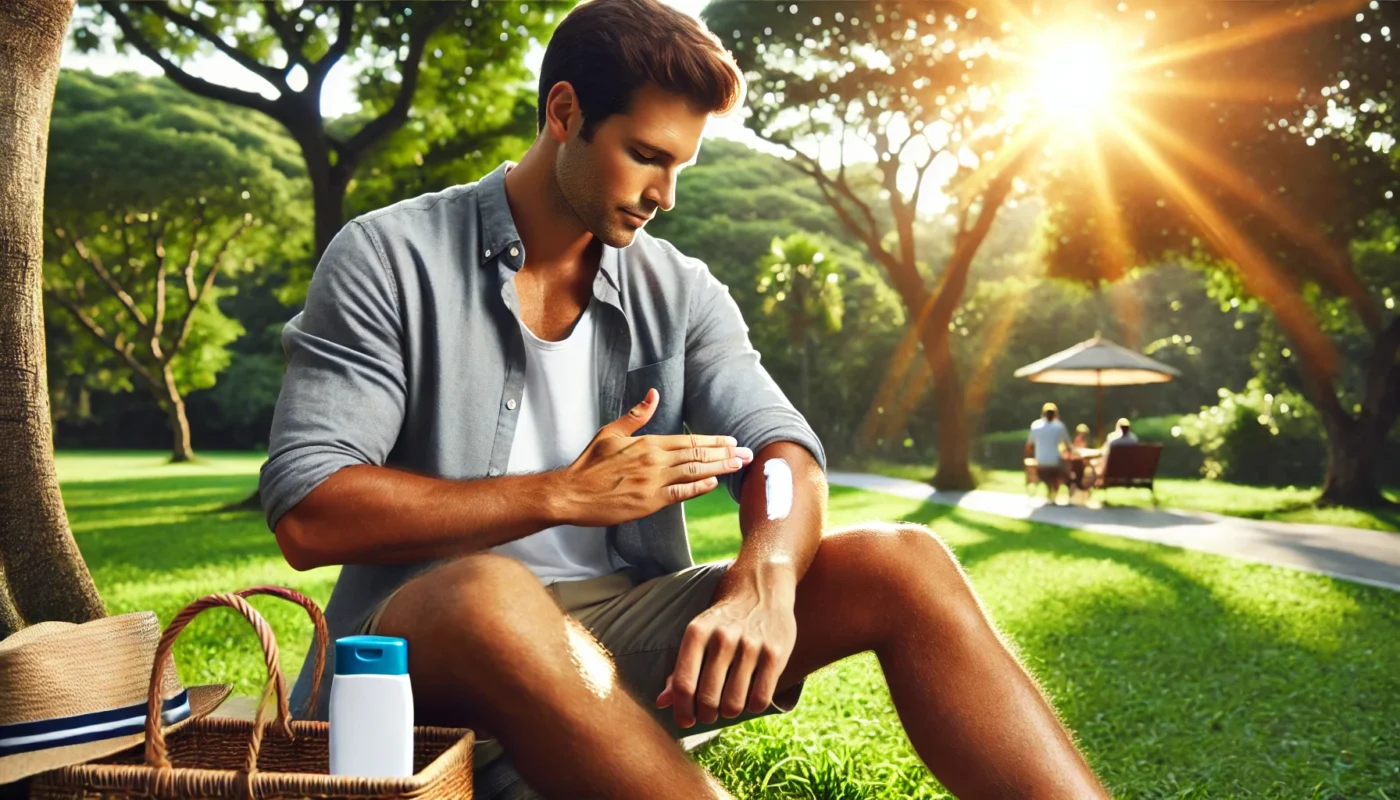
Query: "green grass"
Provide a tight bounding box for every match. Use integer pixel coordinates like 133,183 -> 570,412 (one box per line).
846,459 -> 1400,533
61,451 -> 1400,797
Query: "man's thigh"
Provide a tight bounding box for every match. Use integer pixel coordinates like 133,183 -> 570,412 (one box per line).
566,561 -> 804,738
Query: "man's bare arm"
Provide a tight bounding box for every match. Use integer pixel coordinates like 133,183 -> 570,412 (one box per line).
274,388 -> 752,571
659,440 -> 827,727
273,466 -> 563,571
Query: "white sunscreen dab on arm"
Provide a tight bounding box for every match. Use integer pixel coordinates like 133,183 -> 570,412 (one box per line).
764,458 -> 793,520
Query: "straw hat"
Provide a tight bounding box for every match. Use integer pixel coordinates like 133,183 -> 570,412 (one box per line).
0,611 -> 231,784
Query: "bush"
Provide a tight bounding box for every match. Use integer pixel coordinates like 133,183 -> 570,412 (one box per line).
1177,379 -> 1326,486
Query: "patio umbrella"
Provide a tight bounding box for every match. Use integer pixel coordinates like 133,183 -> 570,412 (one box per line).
1013,336 -> 1181,443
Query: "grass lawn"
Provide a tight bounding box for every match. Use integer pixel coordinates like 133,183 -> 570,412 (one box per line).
846,459 -> 1400,534
60,450 -> 1400,798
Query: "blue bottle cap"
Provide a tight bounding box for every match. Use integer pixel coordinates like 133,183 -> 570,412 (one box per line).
334,635 -> 409,676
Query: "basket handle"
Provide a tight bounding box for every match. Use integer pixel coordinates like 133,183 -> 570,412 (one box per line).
144,592 -> 293,777
233,586 -> 330,718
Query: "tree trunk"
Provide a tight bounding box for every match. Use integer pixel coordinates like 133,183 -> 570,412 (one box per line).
0,0 -> 107,637
160,364 -> 194,463
1319,420 -> 1390,508
928,333 -> 974,490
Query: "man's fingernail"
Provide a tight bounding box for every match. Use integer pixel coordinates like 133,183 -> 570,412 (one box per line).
736,447 -> 754,459
725,436 -> 738,446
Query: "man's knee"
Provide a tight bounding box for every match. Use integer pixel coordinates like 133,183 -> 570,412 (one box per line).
821,522 -> 979,622
381,553 -> 561,673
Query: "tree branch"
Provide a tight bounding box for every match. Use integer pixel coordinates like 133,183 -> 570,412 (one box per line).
68,235 -> 149,330
44,288 -> 160,391
146,1 -> 290,90
338,5 -> 446,162
171,219 -> 249,357
310,1 -> 357,87
99,1 -> 279,118
261,1 -> 311,73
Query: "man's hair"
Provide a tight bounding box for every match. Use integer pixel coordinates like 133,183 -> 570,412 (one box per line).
537,0 -> 745,140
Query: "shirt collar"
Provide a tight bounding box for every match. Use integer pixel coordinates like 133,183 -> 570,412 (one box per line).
477,160 -> 620,290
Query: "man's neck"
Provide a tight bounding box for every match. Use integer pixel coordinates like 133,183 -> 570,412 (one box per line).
502,149 -> 598,273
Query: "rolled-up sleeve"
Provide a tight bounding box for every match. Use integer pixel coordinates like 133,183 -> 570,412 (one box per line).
682,258 -> 827,502
259,220 -> 407,531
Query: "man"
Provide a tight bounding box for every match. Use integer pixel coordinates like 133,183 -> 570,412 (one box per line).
260,1 -> 1109,797
1106,417 -> 1140,447
1026,402 -> 1073,503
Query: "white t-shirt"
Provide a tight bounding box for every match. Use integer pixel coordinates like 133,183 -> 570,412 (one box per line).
489,299 -> 622,584
1027,418 -> 1071,465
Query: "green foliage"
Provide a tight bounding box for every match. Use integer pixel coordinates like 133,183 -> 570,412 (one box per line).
756,234 -> 844,336
1178,379 -> 1327,486
43,70 -> 308,405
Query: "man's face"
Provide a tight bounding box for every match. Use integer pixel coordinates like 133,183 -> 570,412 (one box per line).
553,82 -> 708,248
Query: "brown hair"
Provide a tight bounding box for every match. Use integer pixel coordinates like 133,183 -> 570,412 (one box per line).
537,0 -> 745,140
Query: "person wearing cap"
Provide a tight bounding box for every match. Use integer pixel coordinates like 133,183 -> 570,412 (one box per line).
1025,402 -> 1074,502
1106,417 -> 1140,448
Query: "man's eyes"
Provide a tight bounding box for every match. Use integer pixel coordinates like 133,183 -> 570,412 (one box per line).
630,149 -> 661,165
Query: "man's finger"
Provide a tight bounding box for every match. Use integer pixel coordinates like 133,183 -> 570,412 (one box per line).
665,457 -> 744,485
721,637 -> 761,719
656,674 -> 674,709
747,643 -> 790,715
695,629 -> 739,726
603,388 -> 658,438
668,620 -> 711,728
649,433 -> 737,451
667,445 -> 753,467
664,477 -> 720,504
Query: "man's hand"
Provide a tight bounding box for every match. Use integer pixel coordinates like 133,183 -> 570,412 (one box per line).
554,388 -> 753,528
656,567 -> 797,728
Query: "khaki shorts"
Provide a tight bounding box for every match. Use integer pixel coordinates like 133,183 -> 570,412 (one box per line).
359,559 -> 804,772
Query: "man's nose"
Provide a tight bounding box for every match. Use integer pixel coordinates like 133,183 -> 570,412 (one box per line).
644,172 -> 677,213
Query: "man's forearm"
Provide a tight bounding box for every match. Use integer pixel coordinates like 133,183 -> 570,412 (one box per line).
725,442 -> 827,597
274,464 -> 567,570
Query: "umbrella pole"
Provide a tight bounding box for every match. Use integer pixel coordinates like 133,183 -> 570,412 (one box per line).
1097,376 -> 1105,445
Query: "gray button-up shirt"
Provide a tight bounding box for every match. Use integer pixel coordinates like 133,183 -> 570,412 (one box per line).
259,161 -> 825,719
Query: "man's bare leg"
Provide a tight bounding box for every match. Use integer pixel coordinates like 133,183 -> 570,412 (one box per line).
376,553 -> 728,799
764,523 -> 1110,798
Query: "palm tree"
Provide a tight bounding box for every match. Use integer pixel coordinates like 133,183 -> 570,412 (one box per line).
755,234 -> 845,413
0,0 -> 106,637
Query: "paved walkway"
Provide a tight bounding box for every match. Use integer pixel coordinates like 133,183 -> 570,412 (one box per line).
829,472 -> 1400,592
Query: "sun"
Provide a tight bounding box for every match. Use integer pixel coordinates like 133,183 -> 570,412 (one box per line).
1028,30 -> 1120,125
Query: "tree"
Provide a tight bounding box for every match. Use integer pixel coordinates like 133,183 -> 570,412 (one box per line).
755,233 -> 845,412
703,0 -> 1032,490
0,0 -> 106,638
43,70 -> 307,462
72,0 -> 566,261
1042,2 -> 1400,507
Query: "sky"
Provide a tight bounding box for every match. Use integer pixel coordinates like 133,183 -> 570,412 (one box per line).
58,0 -> 786,157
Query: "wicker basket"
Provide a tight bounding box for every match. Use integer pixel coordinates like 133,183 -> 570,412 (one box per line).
29,586 -> 473,799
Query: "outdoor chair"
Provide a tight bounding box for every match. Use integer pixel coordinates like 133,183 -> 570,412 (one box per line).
1092,443 -> 1164,505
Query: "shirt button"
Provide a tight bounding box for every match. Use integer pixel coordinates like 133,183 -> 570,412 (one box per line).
506,398 -> 517,410
484,248 -> 492,257
509,246 -> 519,258
488,467 -> 501,477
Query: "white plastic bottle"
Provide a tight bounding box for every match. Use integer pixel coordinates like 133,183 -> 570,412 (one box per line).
329,635 -> 414,777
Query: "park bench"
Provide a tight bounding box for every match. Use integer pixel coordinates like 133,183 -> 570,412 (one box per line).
1092,443 -> 1164,504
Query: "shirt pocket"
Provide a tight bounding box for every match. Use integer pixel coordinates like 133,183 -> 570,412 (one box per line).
624,354 -> 684,436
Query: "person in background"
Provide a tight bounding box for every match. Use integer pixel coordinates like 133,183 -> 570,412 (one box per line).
1025,402 -> 1073,503
1072,423 -> 1092,450
1106,417 -> 1139,447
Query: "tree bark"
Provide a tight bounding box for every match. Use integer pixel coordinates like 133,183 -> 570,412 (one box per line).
159,364 -> 194,463
1317,316 -> 1400,508
1319,420 -> 1389,508
0,0 -> 107,637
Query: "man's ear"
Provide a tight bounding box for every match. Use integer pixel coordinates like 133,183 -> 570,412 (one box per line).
544,81 -> 579,144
